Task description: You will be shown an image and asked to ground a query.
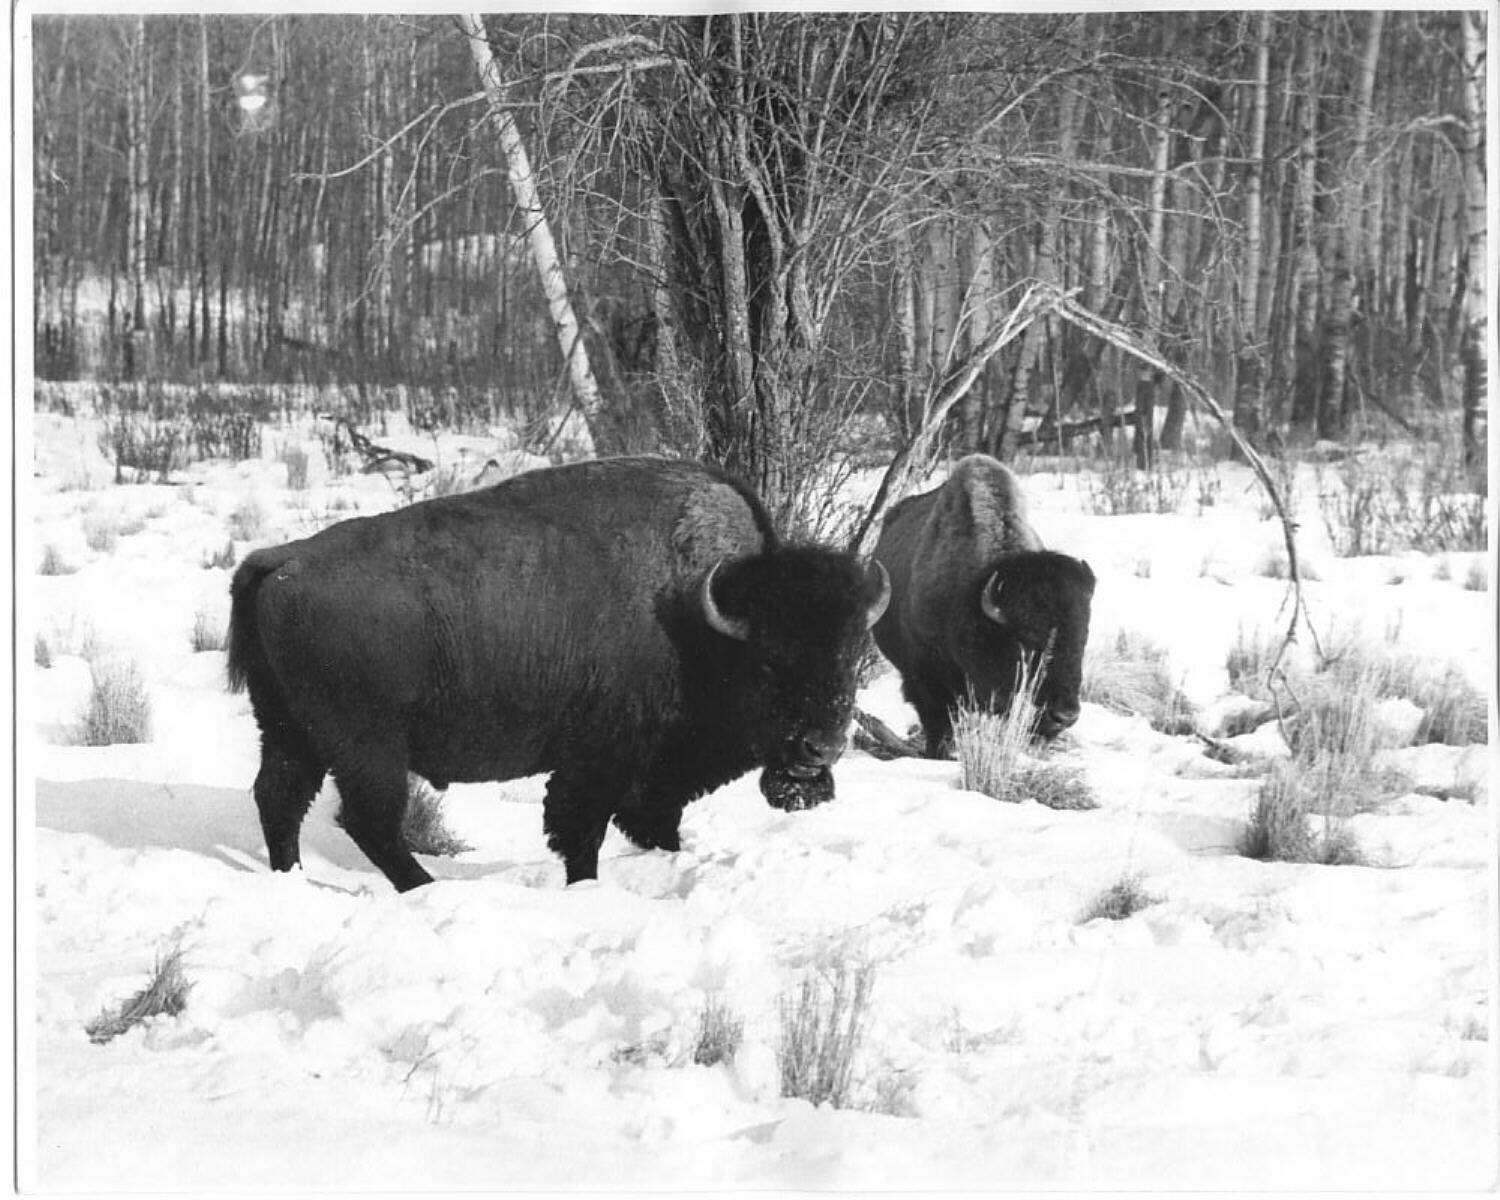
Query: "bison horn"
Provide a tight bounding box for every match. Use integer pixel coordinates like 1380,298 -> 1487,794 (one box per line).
980,572 -> 1006,625
865,560 -> 891,629
701,560 -> 751,642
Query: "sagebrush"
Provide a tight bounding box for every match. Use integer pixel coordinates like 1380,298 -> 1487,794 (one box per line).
77,655 -> 153,746
779,958 -> 877,1109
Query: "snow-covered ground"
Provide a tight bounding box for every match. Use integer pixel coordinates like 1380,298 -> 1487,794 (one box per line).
20,411 -> 1499,1190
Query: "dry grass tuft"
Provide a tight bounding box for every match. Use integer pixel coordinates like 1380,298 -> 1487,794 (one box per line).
1080,874 -> 1160,922
338,776 -> 471,857
203,538 -> 237,570
190,609 -> 227,653
38,544 -> 76,576
1082,628 -> 1194,734
952,667 -> 1099,810
85,945 -> 191,1044
692,994 -> 745,1067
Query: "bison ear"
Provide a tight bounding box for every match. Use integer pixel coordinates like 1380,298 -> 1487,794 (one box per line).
865,560 -> 891,629
979,571 -> 1006,625
701,560 -> 751,641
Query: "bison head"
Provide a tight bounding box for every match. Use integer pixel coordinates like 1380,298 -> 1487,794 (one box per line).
966,550 -> 1095,739
701,548 -> 889,810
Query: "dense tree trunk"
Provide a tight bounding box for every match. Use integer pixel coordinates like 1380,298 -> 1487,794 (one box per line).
1133,86 -> 1173,467
1233,10 -> 1271,446
1287,24 -> 1324,438
125,16 -> 150,379
1320,11 -> 1385,438
1458,10 -> 1486,469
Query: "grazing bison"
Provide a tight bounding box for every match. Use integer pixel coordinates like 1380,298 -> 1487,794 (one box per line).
227,457 -> 889,890
872,453 -> 1094,757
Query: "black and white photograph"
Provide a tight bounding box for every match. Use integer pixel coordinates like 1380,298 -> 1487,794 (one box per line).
16,4 -> 1498,1191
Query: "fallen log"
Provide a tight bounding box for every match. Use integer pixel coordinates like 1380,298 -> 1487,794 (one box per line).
852,707 -> 924,760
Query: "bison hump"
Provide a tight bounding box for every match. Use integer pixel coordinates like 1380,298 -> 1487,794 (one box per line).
671,478 -> 767,570
941,454 -> 1044,555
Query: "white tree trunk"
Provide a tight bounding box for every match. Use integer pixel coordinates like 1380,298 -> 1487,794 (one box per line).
459,13 -> 603,445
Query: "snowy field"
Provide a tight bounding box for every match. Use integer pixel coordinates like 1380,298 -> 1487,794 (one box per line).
20,410 -> 1498,1191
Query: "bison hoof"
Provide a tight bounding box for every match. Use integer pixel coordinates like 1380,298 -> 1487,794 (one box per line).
760,765 -> 835,812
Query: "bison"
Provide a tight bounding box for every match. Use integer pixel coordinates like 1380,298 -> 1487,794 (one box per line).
871,453 -> 1094,757
227,457 -> 889,890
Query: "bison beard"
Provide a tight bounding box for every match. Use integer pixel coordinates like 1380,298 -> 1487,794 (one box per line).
226,457 -> 888,890
759,765 -> 836,812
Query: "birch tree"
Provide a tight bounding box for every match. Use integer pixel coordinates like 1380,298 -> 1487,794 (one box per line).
459,12 -> 603,448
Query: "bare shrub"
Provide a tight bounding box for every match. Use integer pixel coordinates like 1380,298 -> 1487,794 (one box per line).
1078,455 -> 1190,516
1317,449 -> 1487,556
1463,558 -> 1488,592
98,413 -> 186,484
38,544 -> 76,575
1080,873 -> 1160,922
692,994 -> 745,1067
76,655 -> 153,746
1082,629 -> 1194,734
779,958 -> 877,1109
190,609 -> 227,653
35,634 -> 52,668
85,945 -> 191,1044
227,498 -> 267,543
279,442 -> 311,490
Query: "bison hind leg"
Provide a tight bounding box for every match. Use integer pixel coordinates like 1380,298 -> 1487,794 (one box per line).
254,743 -> 326,873
330,744 -> 434,893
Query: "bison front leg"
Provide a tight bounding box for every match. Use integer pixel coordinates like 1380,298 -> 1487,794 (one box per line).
903,677 -> 958,759
543,770 -> 618,884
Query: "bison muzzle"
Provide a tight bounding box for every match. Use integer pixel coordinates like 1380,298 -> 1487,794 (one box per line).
227,457 -> 889,890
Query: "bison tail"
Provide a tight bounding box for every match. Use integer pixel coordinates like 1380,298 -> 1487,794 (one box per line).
225,548 -> 288,695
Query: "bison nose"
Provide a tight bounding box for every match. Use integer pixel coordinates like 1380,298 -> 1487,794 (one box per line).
795,731 -> 846,770
1037,703 -> 1080,738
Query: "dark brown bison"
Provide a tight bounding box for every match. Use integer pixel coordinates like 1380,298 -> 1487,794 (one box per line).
227,457 -> 889,890
872,453 -> 1094,757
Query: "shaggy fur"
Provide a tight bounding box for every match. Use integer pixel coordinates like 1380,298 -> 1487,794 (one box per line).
228,457 -> 884,889
873,455 -> 1095,757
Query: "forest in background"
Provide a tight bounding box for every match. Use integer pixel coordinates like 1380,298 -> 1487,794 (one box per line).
29,11 -> 1488,526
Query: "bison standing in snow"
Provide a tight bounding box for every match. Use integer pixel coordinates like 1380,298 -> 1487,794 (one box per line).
872,453 -> 1095,757
227,457 -> 889,890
